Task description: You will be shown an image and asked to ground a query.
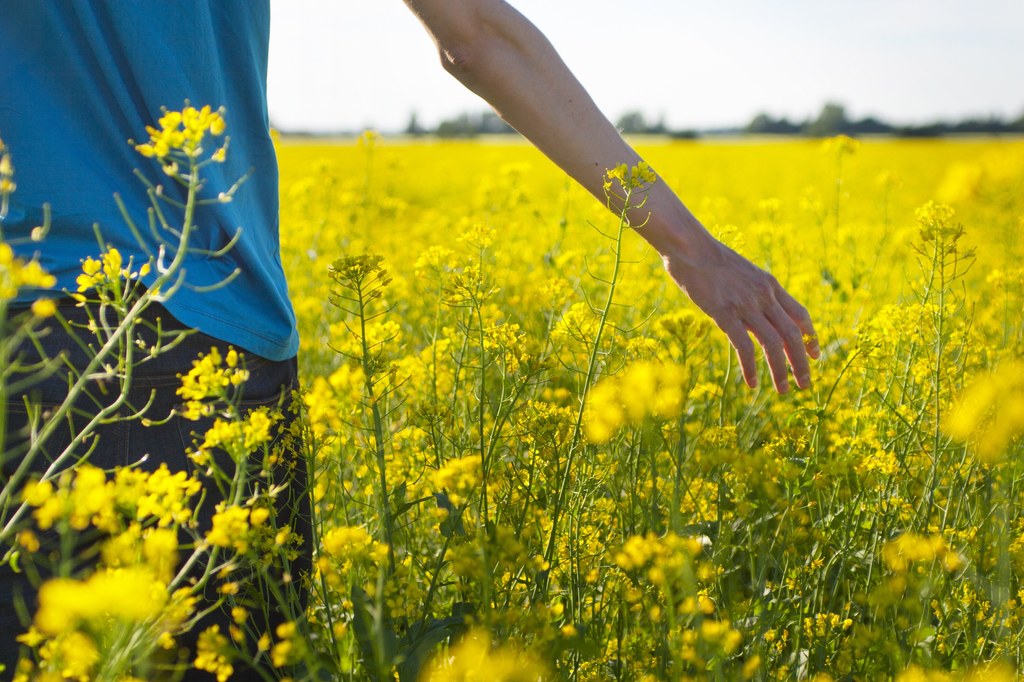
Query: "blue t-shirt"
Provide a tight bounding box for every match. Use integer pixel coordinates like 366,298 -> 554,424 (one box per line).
0,1 -> 298,361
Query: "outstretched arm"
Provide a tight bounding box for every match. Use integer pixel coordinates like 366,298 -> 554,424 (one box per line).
402,0 -> 819,392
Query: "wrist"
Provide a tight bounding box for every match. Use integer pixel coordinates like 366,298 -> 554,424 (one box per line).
633,197 -> 717,265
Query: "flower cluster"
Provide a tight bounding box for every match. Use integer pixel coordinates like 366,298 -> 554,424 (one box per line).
944,360 -> 1024,461
915,200 -> 965,247
882,533 -> 963,573
420,628 -> 548,681
603,161 -> 657,192
431,454 -> 483,508
0,242 -> 56,304
585,361 -> 688,442
176,346 -> 250,419
33,568 -> 168,636
73,246 -> 151,299
191,406 -> 279,466
21,463 -> 201,533
317,525 -> 390,579
134,104 -> 226,160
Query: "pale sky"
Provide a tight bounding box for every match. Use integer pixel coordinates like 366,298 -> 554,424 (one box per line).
267,0 -> 1024,133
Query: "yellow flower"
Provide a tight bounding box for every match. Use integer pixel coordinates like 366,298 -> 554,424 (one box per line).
55,631 -> 100,680
198,418 -> 245,453
822,134 -> 860,156
194,625 -> 234,682
177,347 -> 250,420
603,161 -> 657,192
30,298 -> 57,318
613,532 -> 704,594
73,247 -> 148,297
881,533 -> 950,573
143,528 -> 179,582
242,407 -> 277,449
421,628 -> 548,681
0,242 -> 57,301
415,244 -> 457,279
75,256 -> 103,292
271,621 -> 304,668
135,104 -> 227,161
17,530 -> 40,553
250,506 -> 271,526
431,454 -> 482,507
206,504 -> 252,553
302,374 -> 345,437
944,361 -> 1024,462
0,149 -> 13,178
127,463 -> 202,527
34,568 -> 167,636
16,627 -> 45,649
915,200 -> 964,247
0,136 -> 15,205
585,361 -> 687,443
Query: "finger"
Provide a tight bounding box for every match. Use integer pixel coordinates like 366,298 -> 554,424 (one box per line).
776,287 -> 820,360
747,314 -> 790,394
766,305 -> 812,390
718,317 -> 758,388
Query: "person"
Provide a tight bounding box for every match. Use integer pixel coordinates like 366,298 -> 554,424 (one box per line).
0,0 -> 818,678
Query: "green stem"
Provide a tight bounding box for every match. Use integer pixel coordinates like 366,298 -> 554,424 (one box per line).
359,282 -> 397,575
539,184 -> 635,596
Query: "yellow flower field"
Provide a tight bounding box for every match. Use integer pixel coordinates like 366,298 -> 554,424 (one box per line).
2,123 -> 1023,680
273,134 -> 1024,680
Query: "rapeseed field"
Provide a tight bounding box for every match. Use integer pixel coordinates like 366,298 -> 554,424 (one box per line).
276,134 -> 1024,681
2,112 -> 1024,680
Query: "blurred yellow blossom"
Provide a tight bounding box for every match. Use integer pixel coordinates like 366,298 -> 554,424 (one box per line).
945,361 -> 1024,462
431,454 -> 483,507
882,533 -> 960,573
34,568 -> 167,636
206,504 -> 253,553
194,625 -> 234,682
585,361 -> 687,443
421,628 -> 548,681
0,243 -> 57,301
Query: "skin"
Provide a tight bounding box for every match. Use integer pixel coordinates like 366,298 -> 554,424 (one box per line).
402,0 -> 820,393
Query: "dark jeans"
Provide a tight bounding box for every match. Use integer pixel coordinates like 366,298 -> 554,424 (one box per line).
0,299 -> 310,680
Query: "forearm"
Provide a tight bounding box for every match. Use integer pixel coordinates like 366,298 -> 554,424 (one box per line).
405,0 -> 715,261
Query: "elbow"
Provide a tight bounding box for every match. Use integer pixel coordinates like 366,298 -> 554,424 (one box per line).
436,32 -> 488,85
430,5 -> 506,85
438,42 -> 476,79
423,1 -> 535,88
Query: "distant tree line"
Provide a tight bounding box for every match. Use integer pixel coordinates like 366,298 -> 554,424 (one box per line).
405,111 -> 514,137
745,102 -> 1024,137
402,102 -> 1024,138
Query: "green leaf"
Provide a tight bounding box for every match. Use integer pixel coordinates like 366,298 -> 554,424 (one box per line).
433,492 -> 466,537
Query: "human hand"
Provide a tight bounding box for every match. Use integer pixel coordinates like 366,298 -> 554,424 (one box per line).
663,236 -> 820,393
